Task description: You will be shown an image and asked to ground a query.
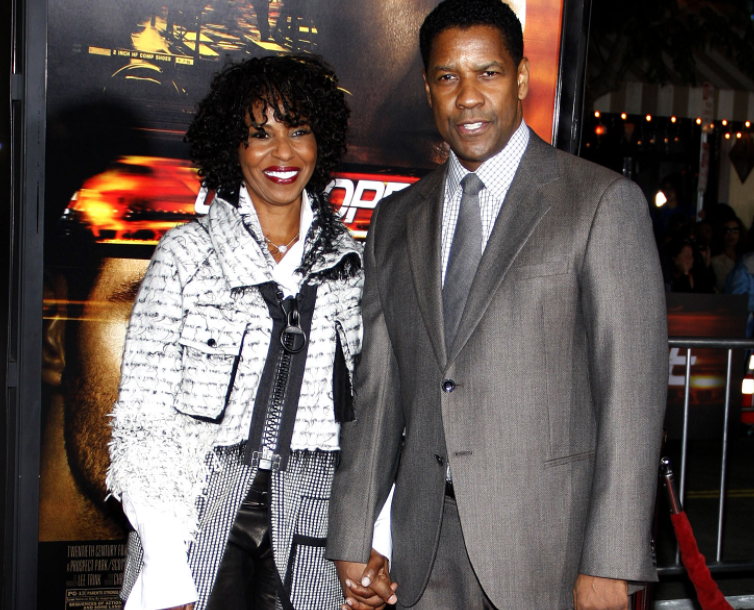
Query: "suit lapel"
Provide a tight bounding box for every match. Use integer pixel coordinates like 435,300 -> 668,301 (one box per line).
406,167 -> 447,367
446,133 -> 560,365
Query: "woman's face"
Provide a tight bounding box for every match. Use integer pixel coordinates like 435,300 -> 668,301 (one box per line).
723,221 -> 740,248
238,102 -> 317,211
673,245 -> 694,275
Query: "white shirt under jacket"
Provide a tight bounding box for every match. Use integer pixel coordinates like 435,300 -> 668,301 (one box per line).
122,186 -> 392,610
441,119 -> 529,282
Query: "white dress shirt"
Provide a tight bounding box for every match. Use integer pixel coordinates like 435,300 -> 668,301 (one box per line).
441,120 -> 529,284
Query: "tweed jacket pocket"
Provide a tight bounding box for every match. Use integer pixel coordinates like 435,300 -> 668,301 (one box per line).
176,308 -> 246,421
285,495 -> 341,608
513,259 -> 569,281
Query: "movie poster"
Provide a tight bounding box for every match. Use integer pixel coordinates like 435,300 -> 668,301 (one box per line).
40,0 -> 566,607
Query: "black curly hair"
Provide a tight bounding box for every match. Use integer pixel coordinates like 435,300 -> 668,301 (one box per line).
419,0 -> 524,70
186,54 -> 350,200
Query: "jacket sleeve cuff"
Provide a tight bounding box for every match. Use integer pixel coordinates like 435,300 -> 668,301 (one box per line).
121,492 -> 198,610
370,485 -> 394,564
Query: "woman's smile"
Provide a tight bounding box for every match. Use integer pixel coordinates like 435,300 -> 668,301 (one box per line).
263,166 -> 302,184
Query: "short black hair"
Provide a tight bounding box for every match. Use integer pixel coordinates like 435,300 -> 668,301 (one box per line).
668,238 -> 694,260
186,54 -> 350,198
419,0 -> 524,70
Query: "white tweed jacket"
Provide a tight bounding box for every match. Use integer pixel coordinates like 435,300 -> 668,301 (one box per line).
106,195 -> 364,541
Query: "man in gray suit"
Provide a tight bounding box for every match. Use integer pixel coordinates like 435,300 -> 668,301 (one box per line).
326,0 -> 668,608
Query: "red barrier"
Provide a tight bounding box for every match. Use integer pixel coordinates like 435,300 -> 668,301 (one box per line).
669,511 -> 733,610
662,458 -> 733,610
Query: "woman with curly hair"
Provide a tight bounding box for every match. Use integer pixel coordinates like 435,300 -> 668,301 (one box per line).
106,55 -> 394,610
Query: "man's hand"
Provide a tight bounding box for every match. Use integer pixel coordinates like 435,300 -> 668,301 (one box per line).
335,548 -> 398,610
573,574 -> 628,610
163,605 -> 194,610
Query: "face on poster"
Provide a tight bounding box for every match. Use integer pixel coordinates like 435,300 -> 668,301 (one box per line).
41,0 -> 566,548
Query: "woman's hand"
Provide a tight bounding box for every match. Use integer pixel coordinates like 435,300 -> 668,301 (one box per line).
164,605 -> 194,610
336,548 -> 398,609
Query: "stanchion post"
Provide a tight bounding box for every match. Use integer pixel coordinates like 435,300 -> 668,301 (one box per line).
677,348 -> 692,564
716,349 -> 733,562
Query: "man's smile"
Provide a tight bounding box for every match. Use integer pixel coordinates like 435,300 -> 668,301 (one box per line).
456,120 -> 490,135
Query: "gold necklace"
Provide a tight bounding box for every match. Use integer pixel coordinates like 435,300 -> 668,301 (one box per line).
264,233 -> 299,254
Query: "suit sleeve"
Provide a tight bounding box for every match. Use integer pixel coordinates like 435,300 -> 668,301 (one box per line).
326,203 -> 406,564
578,177 -> 668,582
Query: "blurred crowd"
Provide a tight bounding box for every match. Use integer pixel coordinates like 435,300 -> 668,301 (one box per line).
653,174 -> 754,314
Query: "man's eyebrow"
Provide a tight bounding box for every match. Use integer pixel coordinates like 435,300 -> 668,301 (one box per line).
109,278 -> 143,303
432,60 -> 506,72
474,61 -> 506,72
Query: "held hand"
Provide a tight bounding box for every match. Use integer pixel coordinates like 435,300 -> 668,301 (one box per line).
163,605 -> 194,610
336,549 -> 398,610
573,574 -> 628,610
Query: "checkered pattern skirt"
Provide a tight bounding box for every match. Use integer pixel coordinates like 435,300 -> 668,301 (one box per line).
121,446 -> 344,610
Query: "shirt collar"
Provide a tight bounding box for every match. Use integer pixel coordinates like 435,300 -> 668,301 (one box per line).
446,119 -> 529,200
236,185 -> 314,296
237,184 -> 314,265
271,190 -> 313,295
209,187 -> 360,294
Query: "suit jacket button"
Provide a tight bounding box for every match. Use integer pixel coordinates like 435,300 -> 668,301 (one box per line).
435,454 -> 445,466
442,379 -> 455,393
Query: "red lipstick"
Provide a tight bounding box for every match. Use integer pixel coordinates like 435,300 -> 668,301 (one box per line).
263,166 -> 301,185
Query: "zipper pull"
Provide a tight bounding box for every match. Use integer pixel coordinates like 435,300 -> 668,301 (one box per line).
280,297 -> 307,354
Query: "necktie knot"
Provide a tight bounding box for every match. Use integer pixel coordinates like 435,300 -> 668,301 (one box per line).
461,173 -> 484,197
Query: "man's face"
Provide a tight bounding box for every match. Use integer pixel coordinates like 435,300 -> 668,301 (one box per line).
423,25 -> 529,171
64,257 -> 148,507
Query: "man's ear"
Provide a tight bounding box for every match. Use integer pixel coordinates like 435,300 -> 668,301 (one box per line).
42,273 -> 67,387
423,70 -> 433,109
517,58 -> 530,101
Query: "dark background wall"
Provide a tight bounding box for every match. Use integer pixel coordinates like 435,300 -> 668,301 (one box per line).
1,0 -> 14,604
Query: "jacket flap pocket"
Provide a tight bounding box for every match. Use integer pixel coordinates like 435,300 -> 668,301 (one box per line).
513,259 -> 569,281
178,308 -> 245,355
175,309 -> 246,421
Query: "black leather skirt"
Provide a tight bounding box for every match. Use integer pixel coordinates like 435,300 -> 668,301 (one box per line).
205,469 -> 277,610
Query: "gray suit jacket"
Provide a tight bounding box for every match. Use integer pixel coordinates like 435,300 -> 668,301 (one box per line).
326,132 -> 668,609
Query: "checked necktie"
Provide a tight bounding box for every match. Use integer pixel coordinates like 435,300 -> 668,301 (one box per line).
443,173 -> 484,350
